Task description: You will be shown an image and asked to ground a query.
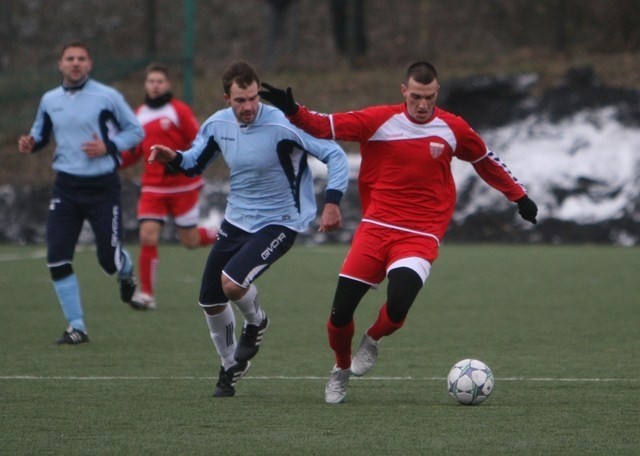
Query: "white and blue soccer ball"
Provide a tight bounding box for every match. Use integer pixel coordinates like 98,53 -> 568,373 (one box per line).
447,359 -> 494,405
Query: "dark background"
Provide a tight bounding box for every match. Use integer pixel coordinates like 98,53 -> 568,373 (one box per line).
1,0 -> 639,244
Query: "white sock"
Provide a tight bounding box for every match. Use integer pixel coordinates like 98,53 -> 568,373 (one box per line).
232,284 -> 264,326
204,304 -> 236,370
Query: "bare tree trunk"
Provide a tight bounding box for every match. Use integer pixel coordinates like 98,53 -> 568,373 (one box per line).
554,0 -> 568,55
0,0 -> 15,69
146,0 -> 157,58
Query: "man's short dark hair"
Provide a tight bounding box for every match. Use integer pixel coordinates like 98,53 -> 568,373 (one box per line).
406,61 -> 438,84
59,40 -> 91,59
145,62 -> 170,79
222,60 -> 260,95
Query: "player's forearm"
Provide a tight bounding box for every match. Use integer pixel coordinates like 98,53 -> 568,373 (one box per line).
289,106 -> 334,139
472,152 -> 526,201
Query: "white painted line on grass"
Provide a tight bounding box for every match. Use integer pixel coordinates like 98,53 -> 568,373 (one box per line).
0,375 -> 637,382
0,249 -> 47,262
0,246 -> 96,263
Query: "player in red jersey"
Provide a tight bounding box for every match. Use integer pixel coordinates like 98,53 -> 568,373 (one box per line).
260,61 -> 538,403
121,63 -> 217,310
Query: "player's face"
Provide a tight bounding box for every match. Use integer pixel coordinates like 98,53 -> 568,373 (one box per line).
145,72 -> 171,99
401,77 -> 439,123
225,81 -> 260,124
58,47 -> 92,86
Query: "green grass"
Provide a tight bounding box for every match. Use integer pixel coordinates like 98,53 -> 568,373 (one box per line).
0,243 -> 638,455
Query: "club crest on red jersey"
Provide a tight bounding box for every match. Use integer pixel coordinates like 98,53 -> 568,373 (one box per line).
429,142 -> 444,159
160,118 -> 172,130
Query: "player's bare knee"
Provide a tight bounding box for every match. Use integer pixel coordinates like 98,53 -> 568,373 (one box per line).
180,237 -> 200,250
224,284 -> 246,302
139,221 -> 162,245
221,275 -> 246,301
177,229 -> 200,249
139,234 -> 157,246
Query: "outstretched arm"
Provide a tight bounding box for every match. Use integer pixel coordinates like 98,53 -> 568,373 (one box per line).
149,133 -> 221,177
473,153 -> 538,225
261,81 -> 368,142
515,195 -> 538,224
259,83 -> 299,116
149,144 -> 178,164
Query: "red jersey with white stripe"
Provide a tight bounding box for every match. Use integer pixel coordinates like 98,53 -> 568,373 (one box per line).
121,98 -> 202,193
289,103 -> 526,242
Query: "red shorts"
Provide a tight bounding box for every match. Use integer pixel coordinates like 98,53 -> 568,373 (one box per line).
137,188 -> 202,227
340,222 -> 440,286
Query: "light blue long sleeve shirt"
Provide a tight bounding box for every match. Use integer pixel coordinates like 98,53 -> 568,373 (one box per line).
175,103 -> 349,233
29,79 -> 143,176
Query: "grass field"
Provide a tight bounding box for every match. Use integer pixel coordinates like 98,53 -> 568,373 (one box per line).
0,243 -> 638,455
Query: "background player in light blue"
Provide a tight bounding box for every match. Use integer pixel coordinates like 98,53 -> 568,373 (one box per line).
17,40 -> 144,344
150,60 -> 349,397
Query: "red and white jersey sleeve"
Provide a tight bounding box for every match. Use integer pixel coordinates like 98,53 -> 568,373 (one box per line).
290,104 -> 526,242
135,99 -> 203,193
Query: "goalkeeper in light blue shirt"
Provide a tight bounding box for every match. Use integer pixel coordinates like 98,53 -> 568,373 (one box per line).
18,41 -> 144,345
150,60 -> 349,397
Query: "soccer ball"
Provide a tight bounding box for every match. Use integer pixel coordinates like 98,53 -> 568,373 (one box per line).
447,359 -> 494,405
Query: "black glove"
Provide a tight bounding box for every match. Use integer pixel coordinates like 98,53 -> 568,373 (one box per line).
516,195 -> 538,224
259,82 -> 299,116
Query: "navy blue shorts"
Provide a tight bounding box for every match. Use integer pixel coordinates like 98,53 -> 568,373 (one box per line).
199,220 -> 297,306
46,171 -> 124,275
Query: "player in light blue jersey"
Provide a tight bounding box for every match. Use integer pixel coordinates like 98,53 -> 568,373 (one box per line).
18,40 -> 144,345
150,60 -> 349,397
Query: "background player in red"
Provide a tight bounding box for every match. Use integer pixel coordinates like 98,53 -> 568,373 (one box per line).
259,61 -> 539,403
121,63 -> 217,310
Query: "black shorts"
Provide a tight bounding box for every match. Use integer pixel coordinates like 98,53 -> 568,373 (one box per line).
198,220 -> 297,306
46,171 -> 123,275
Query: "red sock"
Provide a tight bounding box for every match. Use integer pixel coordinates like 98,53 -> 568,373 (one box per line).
198,227 -> 218,246
327,319 -> 355,370
367,304 -> 405,340
139,245 -> 158,295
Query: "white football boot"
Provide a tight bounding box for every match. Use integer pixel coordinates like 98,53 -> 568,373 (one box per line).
350,334 -> 380,376
325,365 -> 351,404
130,291 -> 157,310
